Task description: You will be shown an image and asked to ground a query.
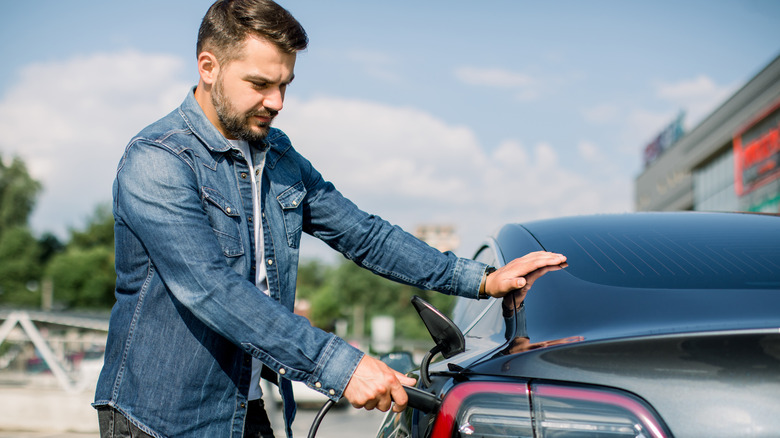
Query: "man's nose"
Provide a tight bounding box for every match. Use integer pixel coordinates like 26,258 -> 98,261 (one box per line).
263,87 -> 284,112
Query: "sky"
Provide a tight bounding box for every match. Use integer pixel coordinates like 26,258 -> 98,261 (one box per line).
1,1 -> 779,261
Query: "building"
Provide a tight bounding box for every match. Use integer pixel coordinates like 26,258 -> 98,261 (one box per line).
636,54 -> 780,213
414,224 -> 460,253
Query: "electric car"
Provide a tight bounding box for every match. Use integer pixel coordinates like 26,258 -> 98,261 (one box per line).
376,212 -> 780,438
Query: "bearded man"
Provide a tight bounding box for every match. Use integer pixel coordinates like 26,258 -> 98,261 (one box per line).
93,1 -> 566,437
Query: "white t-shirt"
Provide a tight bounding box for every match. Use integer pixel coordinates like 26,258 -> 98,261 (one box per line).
229,139 -> 269,401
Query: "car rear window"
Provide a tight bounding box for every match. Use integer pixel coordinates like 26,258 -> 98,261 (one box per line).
521,213 -> 780,290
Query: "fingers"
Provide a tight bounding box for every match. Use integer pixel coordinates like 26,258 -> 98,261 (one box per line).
486,251 -> 566,297
523,262 -> 568,289
508,251 -> 566,272
391,371 -> 418,412
342,356 -> 417,413
397,371 -> 417,387
388,379 -> 409,412
506,251 -> 566,276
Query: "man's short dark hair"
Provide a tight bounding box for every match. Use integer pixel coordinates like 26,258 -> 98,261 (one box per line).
197,0 -> 308,64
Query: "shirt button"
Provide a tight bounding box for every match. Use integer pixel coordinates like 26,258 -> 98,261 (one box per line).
248,216 -> 253,222
267,259 -> 273,266
315,382 -> 322,388
292,201 -> 298,206
329,389 -> 336,396
255,169 -> 260,176
241,173 -> 248,179
240,402 -> 246,408
279,368 -> 286,375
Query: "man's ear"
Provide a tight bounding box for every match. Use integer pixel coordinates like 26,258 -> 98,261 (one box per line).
197,51 -> 220,86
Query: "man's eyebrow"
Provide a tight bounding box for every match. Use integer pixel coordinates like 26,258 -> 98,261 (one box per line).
243,74 -> 295,85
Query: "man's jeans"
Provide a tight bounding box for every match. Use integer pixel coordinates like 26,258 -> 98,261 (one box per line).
97,407 -> 153,438
97,402 -> 275,438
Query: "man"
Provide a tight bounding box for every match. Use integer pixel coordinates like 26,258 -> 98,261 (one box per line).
93,1 -> 566,437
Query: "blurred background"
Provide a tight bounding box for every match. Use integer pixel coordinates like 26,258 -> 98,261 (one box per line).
1,0 -> 779,435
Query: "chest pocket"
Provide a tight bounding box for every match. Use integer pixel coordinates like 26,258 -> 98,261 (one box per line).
202,186 -> 244,257
276,182 -> 306,249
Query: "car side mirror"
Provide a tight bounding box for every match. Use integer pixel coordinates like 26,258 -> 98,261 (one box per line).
412,296 -> 465,387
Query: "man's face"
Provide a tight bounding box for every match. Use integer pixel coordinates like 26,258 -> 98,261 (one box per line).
210,36 -> 296,142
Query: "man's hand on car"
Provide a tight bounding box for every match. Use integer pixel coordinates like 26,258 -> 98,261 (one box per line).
485,251 -> 567,298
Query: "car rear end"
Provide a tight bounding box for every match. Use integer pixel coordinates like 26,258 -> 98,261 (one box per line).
439,329 -> 780,437
376,212 -> 780,438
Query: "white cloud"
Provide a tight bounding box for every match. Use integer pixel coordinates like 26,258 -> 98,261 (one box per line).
0,50 -> 191,237
0,50 -> 632,258
277,97 -> 632,256
277,97 -> 484,209
655,75 -> 736,128
454,66 -> 539,102
582,103 -> 620,124
577,140 -> 601,162
584,75 -> 736,161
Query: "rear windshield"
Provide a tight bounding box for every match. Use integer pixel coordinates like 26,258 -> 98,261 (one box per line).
521,213 -> 780,290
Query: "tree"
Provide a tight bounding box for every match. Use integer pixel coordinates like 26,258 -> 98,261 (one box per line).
300,259 -> 456,343
0,154 -> 42,240
295,259 -> 329,301
0,154 -> 44,307
45,245 -> 115,309
0,155 -> 116,310
0,226 -> 43,307
44,204 -> 116,309
37,232 -> 65,265
68,204 -> 114,249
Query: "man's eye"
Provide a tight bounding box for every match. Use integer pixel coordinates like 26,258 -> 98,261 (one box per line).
251,82 -> 268,90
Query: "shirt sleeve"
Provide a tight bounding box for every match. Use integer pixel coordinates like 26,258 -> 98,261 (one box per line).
293,149 -> 487,300
115,140 -> 363,399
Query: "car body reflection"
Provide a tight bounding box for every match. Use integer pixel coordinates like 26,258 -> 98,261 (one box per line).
375,212 -> 780,438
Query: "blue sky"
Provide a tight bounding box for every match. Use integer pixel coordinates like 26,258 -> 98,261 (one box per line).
1,1 -> 779,259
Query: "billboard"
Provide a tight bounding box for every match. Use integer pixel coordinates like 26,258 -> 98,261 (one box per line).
643,112 -> 686,167
733,97 -> 780,196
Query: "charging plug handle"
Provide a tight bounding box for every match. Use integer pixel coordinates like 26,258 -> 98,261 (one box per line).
404,385 -> 441,414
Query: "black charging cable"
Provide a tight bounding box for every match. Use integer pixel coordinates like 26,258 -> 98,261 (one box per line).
307,399 -> 336,438
306,386 -> 440,438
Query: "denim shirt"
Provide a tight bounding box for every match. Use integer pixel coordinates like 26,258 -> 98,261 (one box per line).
93,89 -> 487,438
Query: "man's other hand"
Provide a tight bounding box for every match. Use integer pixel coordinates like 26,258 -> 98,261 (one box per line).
343,355 -> 417,412
485,251 -> 567,298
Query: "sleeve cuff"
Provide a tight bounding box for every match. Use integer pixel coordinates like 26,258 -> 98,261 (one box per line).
308,335 -> 364,401
453,258 -> 490,300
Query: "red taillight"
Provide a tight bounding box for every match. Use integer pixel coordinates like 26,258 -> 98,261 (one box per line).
430,381 -> 668,438
431,382 -> 532,438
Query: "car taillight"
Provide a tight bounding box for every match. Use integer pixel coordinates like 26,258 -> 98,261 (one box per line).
431,382 -> 534,438
430,381 -> 668,438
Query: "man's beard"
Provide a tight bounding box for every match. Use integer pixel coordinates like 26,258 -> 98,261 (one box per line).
212,78 -> 275,142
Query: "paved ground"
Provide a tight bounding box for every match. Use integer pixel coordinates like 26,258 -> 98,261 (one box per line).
0,372 -> 387,438
0,391 -> 387,438
278,405 -> 388,438
0,434 -> 95,438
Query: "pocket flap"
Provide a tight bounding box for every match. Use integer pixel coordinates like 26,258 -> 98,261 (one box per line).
202,186 -> 240,217
276,182 -> 306,210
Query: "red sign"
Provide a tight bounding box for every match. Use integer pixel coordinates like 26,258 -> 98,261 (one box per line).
733,98 -> 780,196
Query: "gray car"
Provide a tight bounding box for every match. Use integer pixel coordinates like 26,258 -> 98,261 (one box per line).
376,212 -> 780,438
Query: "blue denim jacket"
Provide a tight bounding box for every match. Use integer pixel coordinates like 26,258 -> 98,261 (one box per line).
93,89 -> 487,437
